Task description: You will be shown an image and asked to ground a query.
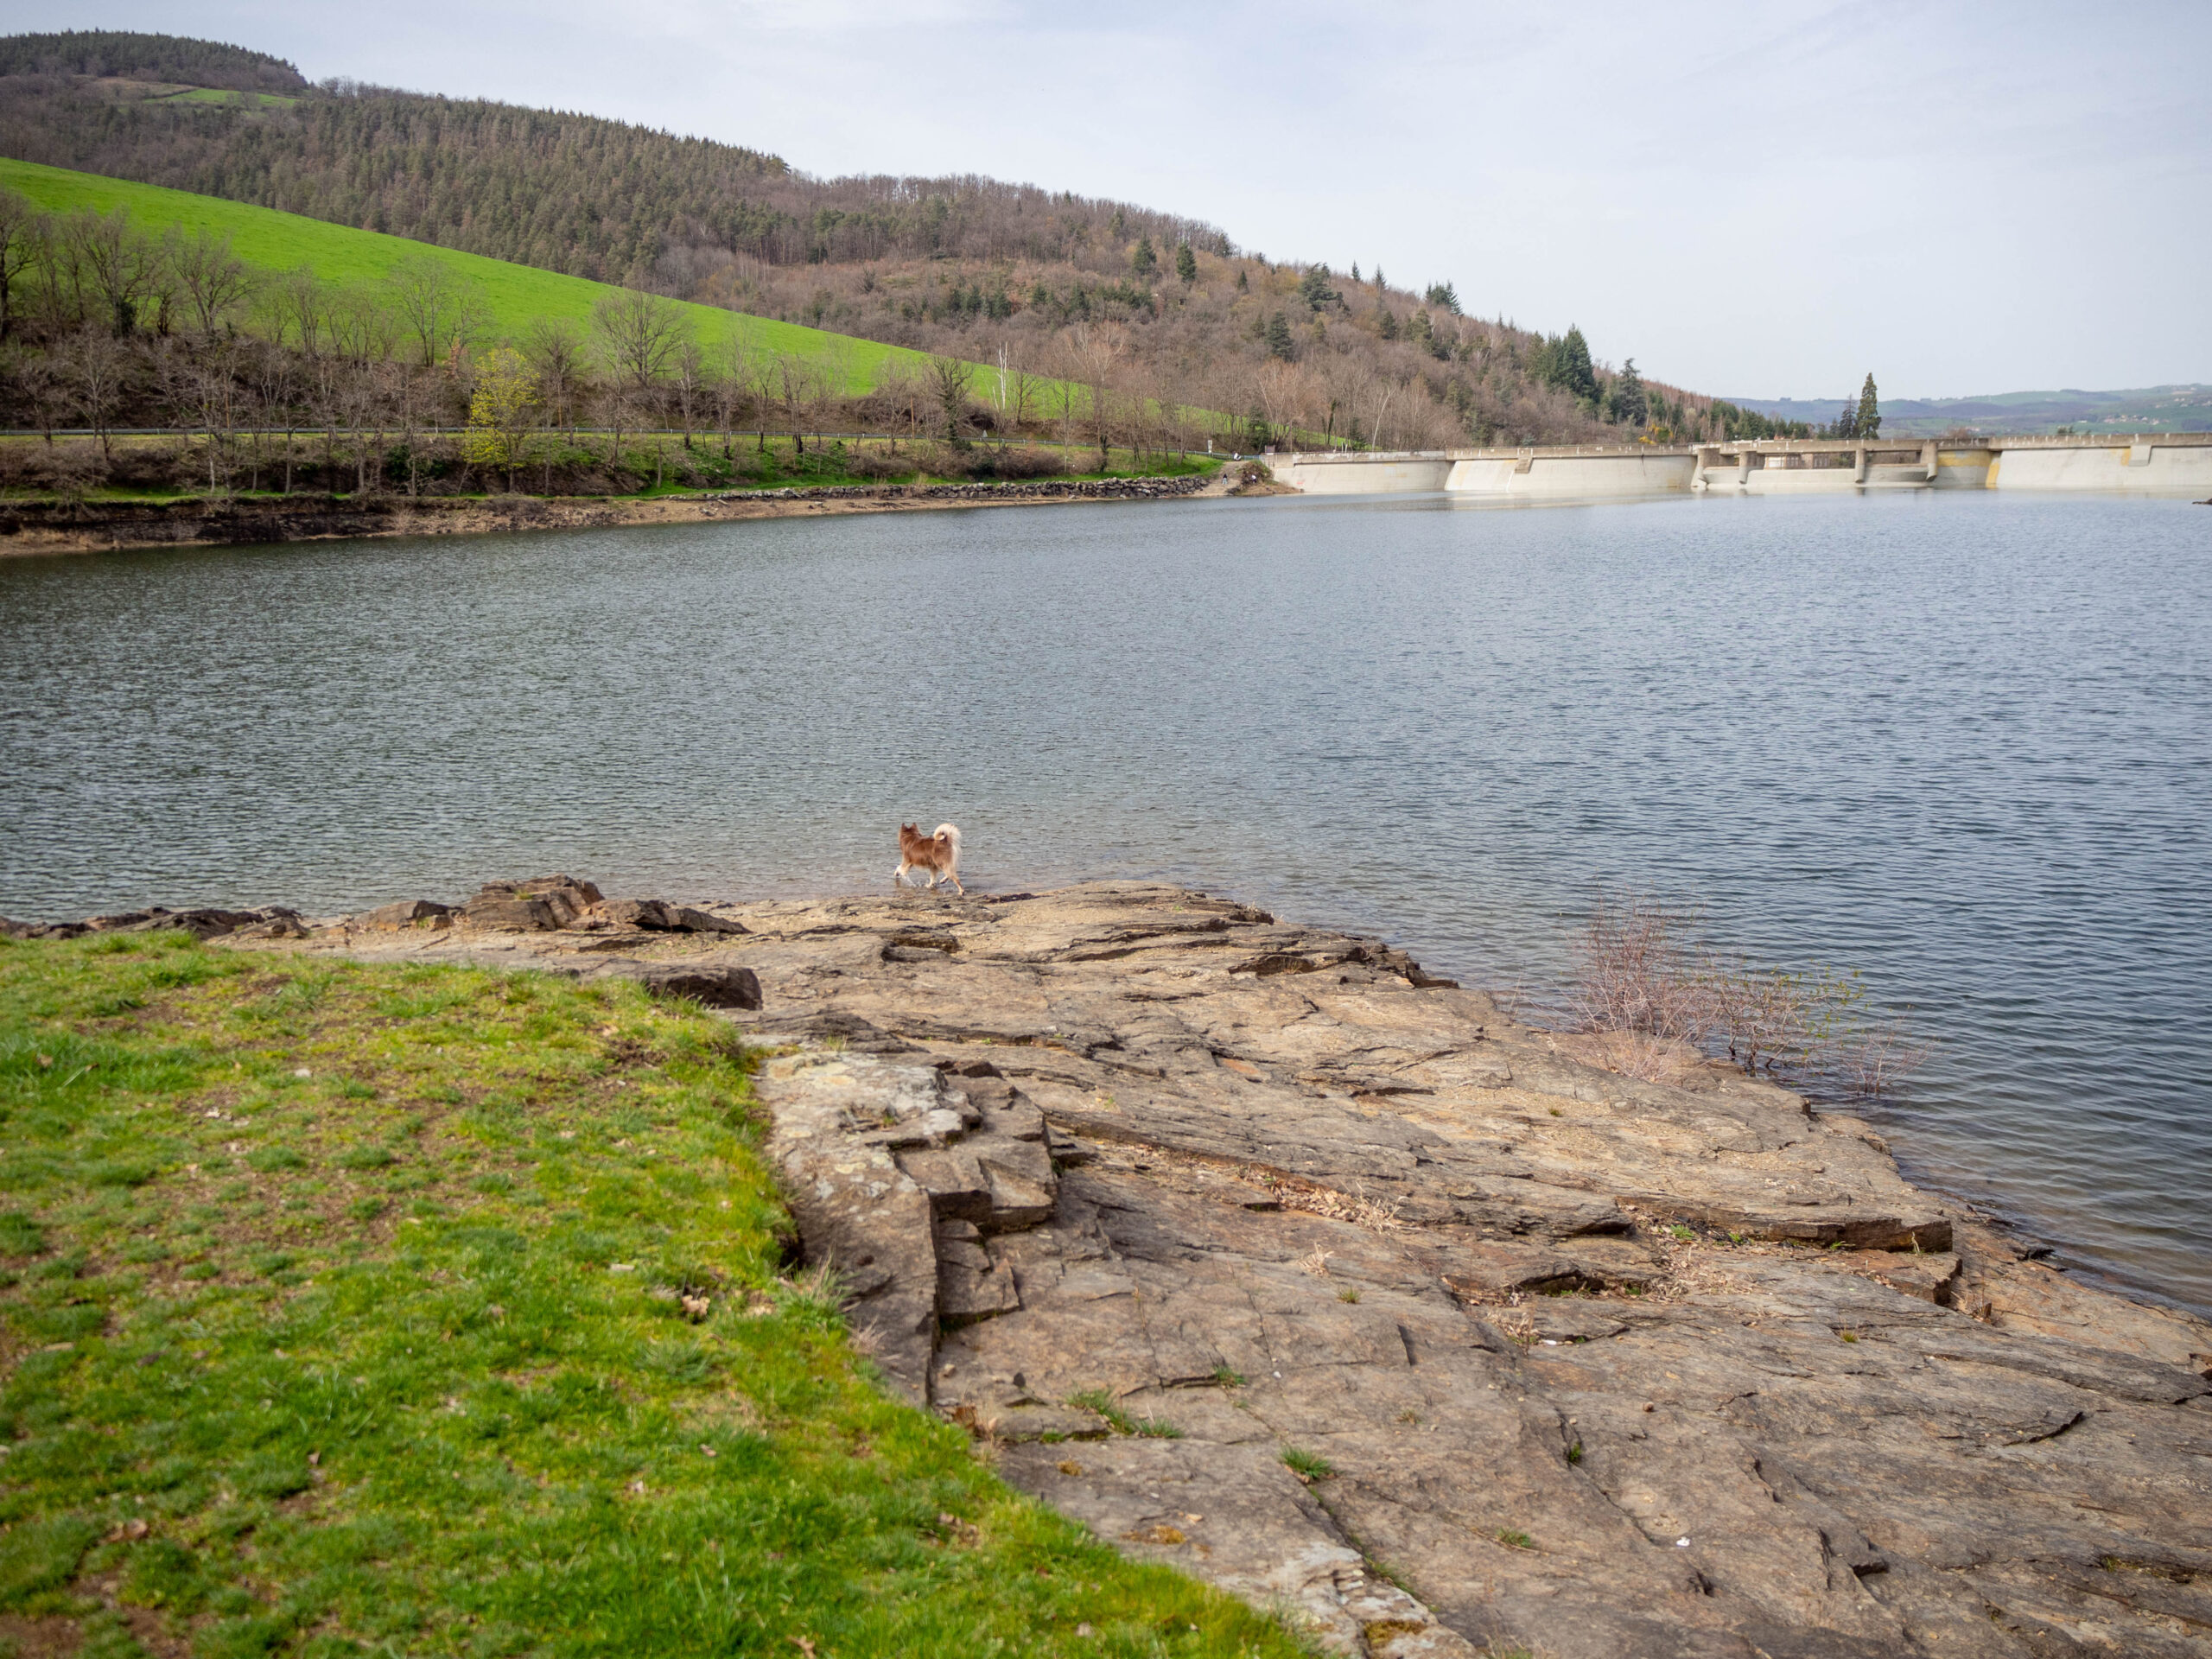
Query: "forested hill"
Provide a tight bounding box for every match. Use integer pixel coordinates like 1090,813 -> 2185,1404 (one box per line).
0,29 -> 1792,449
0,30 -> 1198,284
0,30 -> 305,93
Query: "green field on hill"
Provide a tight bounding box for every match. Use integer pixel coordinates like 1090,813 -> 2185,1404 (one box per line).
0,158 -> 965,398
0,931 -> 1304,1658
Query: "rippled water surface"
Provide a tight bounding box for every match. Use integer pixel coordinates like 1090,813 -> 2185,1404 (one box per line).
3,492 -> 2209,1315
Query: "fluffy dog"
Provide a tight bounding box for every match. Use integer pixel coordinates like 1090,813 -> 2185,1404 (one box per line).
893,823 -> 963,894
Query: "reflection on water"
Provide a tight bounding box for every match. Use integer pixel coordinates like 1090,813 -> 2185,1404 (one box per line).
3,490 -> 2209,1316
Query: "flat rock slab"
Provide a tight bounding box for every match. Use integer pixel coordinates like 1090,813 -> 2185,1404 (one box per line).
224,880 -> 2212,1658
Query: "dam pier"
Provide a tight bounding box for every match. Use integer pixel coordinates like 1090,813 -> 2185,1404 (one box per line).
1268,430 -> 2212,499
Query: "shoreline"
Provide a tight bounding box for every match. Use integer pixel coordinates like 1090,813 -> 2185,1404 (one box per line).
0,468 -> 1242,556
10,875 -> 2209,1654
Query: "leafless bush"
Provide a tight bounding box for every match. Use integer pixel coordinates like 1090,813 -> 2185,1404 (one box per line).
841,448 -> 913,480
1701,962 -> 1860,1076
1832,1020 -> 1931,1097
1574,894 -> 1926,1089
963,445 -> 1066,480
1572,895 -> 1711,1045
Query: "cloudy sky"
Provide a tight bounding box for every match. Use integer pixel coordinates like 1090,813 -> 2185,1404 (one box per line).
10,0 -> 2208,398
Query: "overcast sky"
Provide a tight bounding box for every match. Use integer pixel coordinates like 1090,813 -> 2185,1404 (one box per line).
10,0 -> 2208,398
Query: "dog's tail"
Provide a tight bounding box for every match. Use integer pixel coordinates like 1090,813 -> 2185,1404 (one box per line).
933,823 -> 961,853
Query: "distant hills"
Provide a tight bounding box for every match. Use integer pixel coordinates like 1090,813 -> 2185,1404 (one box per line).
1727,385 -> 2212,438
0,28 -> 1717,450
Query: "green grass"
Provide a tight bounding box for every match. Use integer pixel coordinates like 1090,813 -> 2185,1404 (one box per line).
0,931 -> 1307,1658
1278,1447 -> 1334,1484
0,158 -> 984,400
170,88 -> 299,109
1065,1390 -> 1183,1440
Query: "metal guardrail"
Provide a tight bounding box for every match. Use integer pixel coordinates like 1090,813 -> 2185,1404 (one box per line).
1274,431 -> 2212,464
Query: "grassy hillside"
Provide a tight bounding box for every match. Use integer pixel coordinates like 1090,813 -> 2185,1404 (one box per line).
0,157 -> 970,399
0,930 -> 1304,1658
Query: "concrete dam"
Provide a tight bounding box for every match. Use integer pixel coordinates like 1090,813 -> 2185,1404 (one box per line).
1268,432 -> 2212,499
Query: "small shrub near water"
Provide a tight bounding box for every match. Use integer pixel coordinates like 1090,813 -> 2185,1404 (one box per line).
1571,893 -> 1929,1093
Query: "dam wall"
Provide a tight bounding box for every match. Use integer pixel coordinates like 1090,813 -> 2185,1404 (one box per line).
1444,451 -> 1697,497
1265,434 -> 2212,499
1276,447 -> 1697,499
1286,454 -> 1453,494
1988,438 -> 2212,493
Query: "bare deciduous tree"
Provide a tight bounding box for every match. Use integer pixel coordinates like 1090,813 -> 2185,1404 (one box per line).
523,317 -> 588,442
0,188 -> 48,340
712,325 -> 755,457
163,226 -> 258,340
65,207 -> 162,336
264,267 -> 327,359
326,286 -> 398,365
1003,349 -> 1041,435
591,287 -> 690,394
1067,325 -> 1123,471
671,339 -> 709,449
387,254 -> 480,368
165,336 -> 245,493
56,328 -> 131,458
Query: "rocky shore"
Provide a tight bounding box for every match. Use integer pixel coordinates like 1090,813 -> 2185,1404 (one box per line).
14,879 -> 2209,1657
0,470 -> 1227,556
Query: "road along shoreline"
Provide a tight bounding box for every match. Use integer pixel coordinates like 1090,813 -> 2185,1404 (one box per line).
16,877 -> 2208,1657
0,470 -> 1236,556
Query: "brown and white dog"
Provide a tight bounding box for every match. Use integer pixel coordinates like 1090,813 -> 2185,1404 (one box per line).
893,823 -> 963,894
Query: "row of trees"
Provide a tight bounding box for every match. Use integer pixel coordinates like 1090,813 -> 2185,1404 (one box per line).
0,198 -> 1294,495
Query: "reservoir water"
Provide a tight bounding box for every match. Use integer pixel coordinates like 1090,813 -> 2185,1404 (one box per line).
3,491 -> 2208,1318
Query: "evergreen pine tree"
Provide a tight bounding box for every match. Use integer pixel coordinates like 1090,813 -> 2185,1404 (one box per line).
1560,326 -> 1599,404
1265,313 -> 1296,361
1130,235 -> 1158,278
1236,269 -> 1249,292
1611,358 -> 1648,427
1297,264 -> 1338,310
1376,307 -> 1399,341
1350,261 -> 1361,283
1854,372 -> 1880,438
1174,241 -> 1197,284
1833,400 -> 1858,441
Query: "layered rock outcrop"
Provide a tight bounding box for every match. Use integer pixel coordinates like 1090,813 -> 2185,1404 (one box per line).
0,904 -> 306,942
189,882 -> 2212,1656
